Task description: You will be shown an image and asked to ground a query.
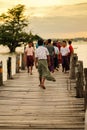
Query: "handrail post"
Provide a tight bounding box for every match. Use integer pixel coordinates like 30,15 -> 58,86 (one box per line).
84,68 -> 87,130
75,61 -> 84,98
16,54 -> 20,73
84,68 -> 87,111
0,61 -> 3,86
69,53 -> 78,79
21,53 -> 26,70
7,57 -> 12,79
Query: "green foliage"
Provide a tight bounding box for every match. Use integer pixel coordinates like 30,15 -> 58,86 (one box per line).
33,34 -> 43,41
0,4 -> 29,52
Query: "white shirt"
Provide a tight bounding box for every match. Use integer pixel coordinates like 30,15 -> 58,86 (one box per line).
54,46 -> 59,54
60,46 -> 70,56
25,47 -> 34,56
35,46 -> 49,60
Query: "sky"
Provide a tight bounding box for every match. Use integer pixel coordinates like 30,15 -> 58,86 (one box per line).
0,0 -> 87,39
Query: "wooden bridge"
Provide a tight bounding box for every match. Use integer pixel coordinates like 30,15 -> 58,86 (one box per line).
0,66 -> 85,129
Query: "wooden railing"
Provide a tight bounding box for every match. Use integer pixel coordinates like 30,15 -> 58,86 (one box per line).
69,53 -> 84,98
69,53 -> 87,130
0,52 -> 26,85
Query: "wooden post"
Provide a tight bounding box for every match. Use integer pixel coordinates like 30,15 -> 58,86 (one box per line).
85,110 -> 87,130
16,54 -> 20,73
84,68 -> 87,111
21,53 -> 26,70
7,57 -> 12,79
84,68 -> 87,130
0,61 -> 3,86
69,53 -> 78,79
75,61 -> 84,98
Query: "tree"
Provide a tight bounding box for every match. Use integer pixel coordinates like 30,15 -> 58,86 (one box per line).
33,34 -> 43,41
0,4 -> 29,52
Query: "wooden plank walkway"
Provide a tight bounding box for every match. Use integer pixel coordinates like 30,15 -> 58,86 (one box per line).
0,66 -> 85,130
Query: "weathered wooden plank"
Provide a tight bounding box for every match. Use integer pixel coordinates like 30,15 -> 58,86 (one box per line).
0,99 -> 84,105
0,115 -> 84,122
0,122 -> 84,129
0,129 -> 84,130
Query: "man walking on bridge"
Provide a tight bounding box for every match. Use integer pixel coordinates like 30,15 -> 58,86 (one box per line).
35,39 -> 56,89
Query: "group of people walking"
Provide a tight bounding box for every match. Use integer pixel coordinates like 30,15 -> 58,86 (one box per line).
24,39 -> 74,89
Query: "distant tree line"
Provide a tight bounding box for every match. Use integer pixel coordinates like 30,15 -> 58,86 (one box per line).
0,4 -> 42,53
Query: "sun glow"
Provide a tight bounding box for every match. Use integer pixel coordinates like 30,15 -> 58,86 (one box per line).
0,0 -> 87,38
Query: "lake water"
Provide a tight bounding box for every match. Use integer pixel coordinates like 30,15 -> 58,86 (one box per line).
72,41 -> 87,68
0,41 -> 87,81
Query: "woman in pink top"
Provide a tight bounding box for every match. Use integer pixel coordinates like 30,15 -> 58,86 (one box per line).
25,42 -> 34,74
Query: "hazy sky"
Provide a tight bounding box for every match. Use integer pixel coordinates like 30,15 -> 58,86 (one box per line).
0,0 -> 87,38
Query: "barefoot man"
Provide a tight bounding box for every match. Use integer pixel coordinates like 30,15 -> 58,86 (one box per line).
35,39 -> 56,89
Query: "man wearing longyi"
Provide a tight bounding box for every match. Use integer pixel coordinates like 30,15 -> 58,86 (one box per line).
35,39 -> 56,89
